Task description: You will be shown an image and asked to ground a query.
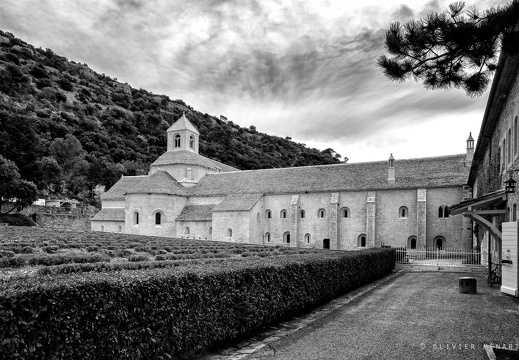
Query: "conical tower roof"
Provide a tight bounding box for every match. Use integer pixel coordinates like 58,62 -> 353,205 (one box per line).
167,112 -> 199,135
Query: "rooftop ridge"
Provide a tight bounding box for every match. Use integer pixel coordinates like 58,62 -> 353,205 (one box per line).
204,153 -> 467,176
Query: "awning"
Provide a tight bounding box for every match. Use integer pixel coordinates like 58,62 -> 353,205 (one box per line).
450,189 -> 507,242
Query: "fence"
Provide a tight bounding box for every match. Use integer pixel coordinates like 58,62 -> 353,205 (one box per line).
395,247 -> 482,267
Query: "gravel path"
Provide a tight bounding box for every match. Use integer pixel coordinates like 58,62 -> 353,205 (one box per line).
242,272 -> 519,360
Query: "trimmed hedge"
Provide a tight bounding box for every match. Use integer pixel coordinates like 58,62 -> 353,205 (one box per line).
0,248 -> 395,359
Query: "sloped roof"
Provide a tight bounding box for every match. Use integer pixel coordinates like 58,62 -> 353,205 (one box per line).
212,193 -> 263,212
101,176 -> 147,201
176,204 -> 215,221
92,208 -> 125,221
151,150 -> 239,172
167,113 -> 199,135
187,154 -> 469,196
210,158 -> 240,172
125,170 -> 185,195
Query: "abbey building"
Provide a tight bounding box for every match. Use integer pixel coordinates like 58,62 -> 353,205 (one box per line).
92,113 -> 474,250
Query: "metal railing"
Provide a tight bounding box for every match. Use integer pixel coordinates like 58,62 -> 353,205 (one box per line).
395,247 -> 482,267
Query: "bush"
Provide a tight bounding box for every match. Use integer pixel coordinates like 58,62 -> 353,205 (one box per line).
58,78 -> 73,91
0,248 -> 394,359
35,78 -> 52,89
128,255 -> 149,262
20,246 -> 35,254
42,245 -> 59,254
0,256 -> 26,268
0,250 -> 15,258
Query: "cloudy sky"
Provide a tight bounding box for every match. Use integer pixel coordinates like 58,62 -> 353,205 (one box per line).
1,0 -> 505,163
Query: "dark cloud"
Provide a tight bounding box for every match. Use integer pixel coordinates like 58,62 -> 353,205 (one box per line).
391,5 -> 414,21
0,0 -> 492,160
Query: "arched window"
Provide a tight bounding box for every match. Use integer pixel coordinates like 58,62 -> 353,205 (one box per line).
318,209 -> 326,218
408,236 -> 417,249
209,227 -> 212,235
507,207 -> 511,222
101,225 -> 104,232
189,135 -> 195,149
439,206 -> 450,218
227,228 -> 233,237
514,204 -> 517,222
265,232 -> 271,243
184,227 -> 190,235
118,225 -> 122,233
434,236 -> 445,250
257,212 -> 260,222
265,210 -> 271,219
304,233 -> 311,243
280,209 -> 287,218
155,212 -> 162,225
174,134 -> 181,148
300,210 -> 305,218
283,232 -> 290,244
133,211 -> 139,226
399,206 -> 408,218
358,234 -> 366,247
341,207 -> 350,218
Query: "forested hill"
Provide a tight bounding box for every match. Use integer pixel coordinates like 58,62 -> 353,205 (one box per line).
0,30 -> 343,205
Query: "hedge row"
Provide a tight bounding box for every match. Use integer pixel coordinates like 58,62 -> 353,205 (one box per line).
0,248 -> 395,359
0,254 -> 110,268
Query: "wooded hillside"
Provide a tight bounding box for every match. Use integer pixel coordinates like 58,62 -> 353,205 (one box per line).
0,30 -> 343,206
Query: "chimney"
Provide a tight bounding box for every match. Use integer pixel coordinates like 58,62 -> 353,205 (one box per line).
388,154 -> 395,184
466,132 -> 474,162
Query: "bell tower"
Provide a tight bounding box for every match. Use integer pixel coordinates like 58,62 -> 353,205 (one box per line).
166,112 -> 200,153
466,132 -> 474,162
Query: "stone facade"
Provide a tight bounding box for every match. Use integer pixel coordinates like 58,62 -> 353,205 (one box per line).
456,45 -> 519,261
92,113 -> 474,250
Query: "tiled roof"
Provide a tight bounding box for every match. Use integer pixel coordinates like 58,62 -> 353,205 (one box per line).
125,170 -> 185,195
167,113 -> 199,134
176,204 -> 215,221
92,208 -> 125,221
212,193 -> 263,212
210,158 -> 240,172
187,154 -> 469,196
101,176 -> 147,201
151,150 -> 239,172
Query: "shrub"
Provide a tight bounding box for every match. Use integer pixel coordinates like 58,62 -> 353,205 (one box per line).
128,255 -> 149,262
115,249 -> 132,258
0,250 -> 15,258
42,245 -> 59,254
0,256 -> 26,268
20,246 -> 34,254
0,248 -> 394,359
58,78 -> 73,91
35,78 -> 53,89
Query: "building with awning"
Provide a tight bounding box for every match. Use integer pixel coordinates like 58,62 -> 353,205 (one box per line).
448,15 -> 519,296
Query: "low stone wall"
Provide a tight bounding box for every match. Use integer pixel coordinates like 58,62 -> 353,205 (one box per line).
1,204 -> 95,231
32,213 -> 92,231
